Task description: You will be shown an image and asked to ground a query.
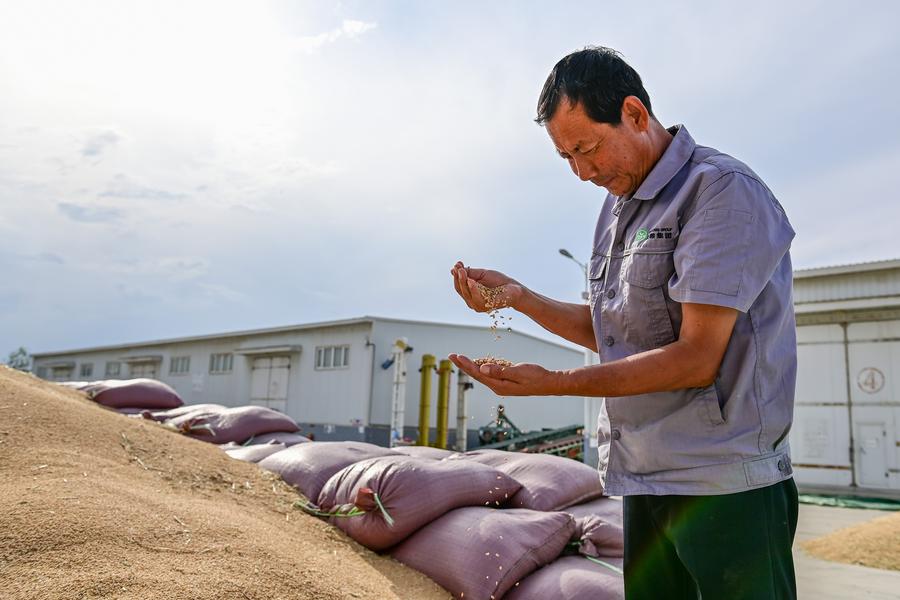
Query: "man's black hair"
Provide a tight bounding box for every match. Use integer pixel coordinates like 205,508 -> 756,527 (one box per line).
535,46 -> 654,126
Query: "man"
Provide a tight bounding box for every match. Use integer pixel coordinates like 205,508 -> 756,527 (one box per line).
449,46 -> 798,599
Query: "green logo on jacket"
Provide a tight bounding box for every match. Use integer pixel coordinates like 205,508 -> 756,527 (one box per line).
634,228 -> 649,243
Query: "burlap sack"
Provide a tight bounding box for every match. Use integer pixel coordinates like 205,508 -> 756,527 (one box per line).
390,445 -> 457,460
317,455 -> 521,550
258,441 -> 398,503
566,497 -> 624,558
504,555 -> 624,600
224,441 -> 287,463
449,449 -> 603,511
243,431 -> 310,447
180,406 -> 300,444
391,507 -> 575,600
142,404 -> 226,422
83,379 -> 183,410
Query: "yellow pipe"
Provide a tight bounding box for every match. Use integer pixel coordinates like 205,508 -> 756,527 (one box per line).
417,354 -> 436,446
435,359 -> 452,449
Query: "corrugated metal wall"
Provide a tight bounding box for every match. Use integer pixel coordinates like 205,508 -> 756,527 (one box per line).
794,265 -> 900,304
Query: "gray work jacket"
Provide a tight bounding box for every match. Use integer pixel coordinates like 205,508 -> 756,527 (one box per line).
591,125 -> 797,496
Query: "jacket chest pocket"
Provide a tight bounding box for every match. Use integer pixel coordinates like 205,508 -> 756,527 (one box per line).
588,255 -> 607,313
621,251 -> 677,349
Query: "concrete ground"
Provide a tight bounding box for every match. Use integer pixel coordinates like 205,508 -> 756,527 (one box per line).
795,504 -> 900,599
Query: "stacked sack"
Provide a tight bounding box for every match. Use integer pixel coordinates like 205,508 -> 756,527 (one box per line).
60,380 -> 310,460
64,379 -> 183,412
256,442 -> 624,599
147,403 -> 310,455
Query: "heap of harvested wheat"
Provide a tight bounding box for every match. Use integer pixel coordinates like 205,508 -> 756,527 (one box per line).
0,366 -> 449,600
802,511 -> 900,572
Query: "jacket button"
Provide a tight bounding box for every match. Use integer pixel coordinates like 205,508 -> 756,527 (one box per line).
777,459 -> 786,472
611,429 -> 621,441
604,336 -> 615,347
616,241 -> 625,252
606,288 -> 616,299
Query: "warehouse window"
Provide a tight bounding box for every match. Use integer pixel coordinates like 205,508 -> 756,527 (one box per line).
209,353 -> 233,374
51,366 -> 73,380
105,362 -> 121,377
315,345 -> 349,370
79,363 -> 94,378
170,356 -> 191,375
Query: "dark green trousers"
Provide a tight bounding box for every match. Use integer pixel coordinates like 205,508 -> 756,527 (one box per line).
623,478 -> 798,600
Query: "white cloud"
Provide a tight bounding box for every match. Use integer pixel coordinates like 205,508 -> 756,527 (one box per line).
57,202 -> 123,223
293,19 -> 378,53
99,174 -> 187,202
81,130 -> 121,158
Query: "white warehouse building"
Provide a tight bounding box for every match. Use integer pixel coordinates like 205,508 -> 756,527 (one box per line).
791,259 -> 900,494
30,259 -> 900,495
31,316 -> 587,447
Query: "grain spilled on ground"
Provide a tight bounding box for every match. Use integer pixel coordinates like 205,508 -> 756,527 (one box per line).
802,511 -> 900,571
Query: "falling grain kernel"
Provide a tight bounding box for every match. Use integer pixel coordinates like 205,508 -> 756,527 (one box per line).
477,283 -> 511,340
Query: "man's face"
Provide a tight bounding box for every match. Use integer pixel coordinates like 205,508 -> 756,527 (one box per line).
545,97 -> 653,197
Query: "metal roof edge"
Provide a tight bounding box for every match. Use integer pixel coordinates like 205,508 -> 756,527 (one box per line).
32,317 -> 376,358
794,258 -> 900,280
33,315 -> 583,358
364,315 -> 584,353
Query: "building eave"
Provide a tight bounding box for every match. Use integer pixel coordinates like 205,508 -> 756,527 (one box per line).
32,317 -> 376,358
793,258 -> 900,279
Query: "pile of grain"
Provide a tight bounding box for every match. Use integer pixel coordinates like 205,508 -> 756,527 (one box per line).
0,365 -> 449,599
802,511 -> 900,571
474,357 -> 514,368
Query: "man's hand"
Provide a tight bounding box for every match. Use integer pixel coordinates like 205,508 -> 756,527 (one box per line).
448,353 -> 562,396
450,261 -> 524,313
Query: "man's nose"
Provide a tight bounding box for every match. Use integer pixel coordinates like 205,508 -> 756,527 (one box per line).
571,157 -> 596,182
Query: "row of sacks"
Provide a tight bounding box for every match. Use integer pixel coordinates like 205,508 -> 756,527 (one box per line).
254,441 -> 624,600
62,378 -> 623,597
61,379 -> 309,448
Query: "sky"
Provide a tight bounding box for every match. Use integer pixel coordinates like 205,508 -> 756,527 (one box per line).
2,0 -> 899,359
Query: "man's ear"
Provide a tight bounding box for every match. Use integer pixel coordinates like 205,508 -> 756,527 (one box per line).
621,96 -> 650,131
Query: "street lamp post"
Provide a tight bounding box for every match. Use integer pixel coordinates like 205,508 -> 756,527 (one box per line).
559,248 -> 598,465
558,248 -> 589,303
